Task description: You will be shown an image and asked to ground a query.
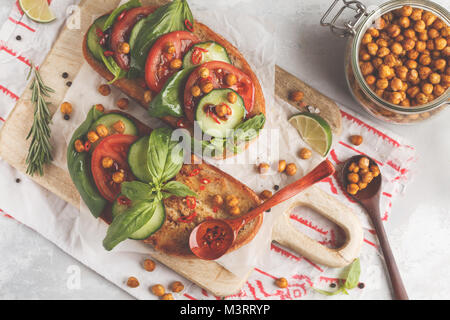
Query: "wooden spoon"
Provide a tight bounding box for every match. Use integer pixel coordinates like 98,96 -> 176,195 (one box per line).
189,160 -> 335,260
342,155 -> 408,300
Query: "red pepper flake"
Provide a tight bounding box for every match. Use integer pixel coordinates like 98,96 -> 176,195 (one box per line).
207,111 -> 221,125
178,211 -> 197,223
96,27 -> 104,38
117,10 -> 127,21
117,196 -> 131,206
189,168 -> 200,177
201,178 -> 210,185
199,185 -> 205,191
185,196 -> 197,209
104,51 -> 114,57
184,19 -> 194,32
176,118 -> 186,128
84,141 -> 91,151
191,49 -> 202,65
212,207 -> 219,213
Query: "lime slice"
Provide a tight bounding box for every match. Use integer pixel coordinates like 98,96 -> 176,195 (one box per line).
289,113 -> 333,157
19,0 -> 56,23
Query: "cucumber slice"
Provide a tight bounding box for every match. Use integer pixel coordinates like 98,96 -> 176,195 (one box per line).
183,41 -> 231,68
91,113 -> 138,136
196,89 -> 246,138
112,198 -> 165,240
128,135 -> 152,183
86,15 -> 109,62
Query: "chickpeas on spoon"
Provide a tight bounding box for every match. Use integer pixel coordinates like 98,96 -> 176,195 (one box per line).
341,155 -> 408,300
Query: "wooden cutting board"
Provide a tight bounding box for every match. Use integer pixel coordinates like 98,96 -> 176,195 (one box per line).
0,0 -> 362,297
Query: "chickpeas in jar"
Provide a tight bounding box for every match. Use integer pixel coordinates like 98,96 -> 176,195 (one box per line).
357,5 -> 449,108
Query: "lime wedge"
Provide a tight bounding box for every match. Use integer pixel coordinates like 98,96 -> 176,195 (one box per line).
19,0 -> 56,23
289,113 -> 333,157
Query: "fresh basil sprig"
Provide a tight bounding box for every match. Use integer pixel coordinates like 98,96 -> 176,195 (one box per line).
128,0 -> 194,77
103,128 -> 196,250
313,258 -> 361,296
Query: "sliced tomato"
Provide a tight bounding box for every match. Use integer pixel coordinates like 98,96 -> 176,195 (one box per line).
145,31 -> 199,92
110,6 -> 156,71
91,134 -> 138,202
183,61 -> 255,122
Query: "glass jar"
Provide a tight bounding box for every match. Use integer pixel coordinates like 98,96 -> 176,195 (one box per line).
321,0 -> 450,124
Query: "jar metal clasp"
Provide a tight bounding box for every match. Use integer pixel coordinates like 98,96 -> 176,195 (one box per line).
321,0 -> 369,37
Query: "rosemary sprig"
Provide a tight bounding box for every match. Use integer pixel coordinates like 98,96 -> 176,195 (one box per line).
25,65 -> 55,176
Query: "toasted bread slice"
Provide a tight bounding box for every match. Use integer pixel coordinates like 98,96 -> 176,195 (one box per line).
101,111 -> 263,257
83,7 -> 266,159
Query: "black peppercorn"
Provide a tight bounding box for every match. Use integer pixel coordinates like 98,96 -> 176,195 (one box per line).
64,114 -> 70,120
66,81 -> 72,87
274,185 -> 279,191
62,72 -> 69,79
16,35 -> 22,41
358,282 -> 365,289
265,209 -> 271,213
15,178 -> 21,183
330,282 -> 336,288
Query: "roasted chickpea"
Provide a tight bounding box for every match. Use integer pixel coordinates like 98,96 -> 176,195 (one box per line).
433,59 -> 447,71
360,49 -> 371,61
378,64 -> 393,78
429,73 -> 441,85
361,172 -> 374,184
418,66 -> 432,80
161,293 -> 174,300
400,5 -> 413,17
74,139 -> 85,153
426,39 -> 435,51
422,12 -> 437,26
372,57 -> 383,69
432,19 -> 445,30
117,97 -> 129,110
285,163 -> 297,176
225,73 -> 237,86
364,75 -> 375,85
384,54 -> 397,67
361,33 -> 372,45
278,160 -> 287,173
347,173 -> 359,184
405,59 -> 418,69
376,17 -> 387,30
226,195 -> 239,208
143,259 -> 156,272
191,85 -> 201,97
377,46 -> 390,58
358,157 -> 370,169
112,170 -> 125,184
390,42 -> 403,55
119,42 -> 130,54
370,165 -> 380,177
398,16 -> 410,29
415,40 -> 426,52
348,162 -> 359,173
112,120 -> 125,133
87,131 -> 99,143
60,101 -> 72,115
367,28 -> 380,38
229,206 -> 241,216
347,183 -> 359,195
387,24 -> 401,38
227,91 -> 238,104
98,84 -> 111,96
275,277 -> 288,289
433,84 -> 446,96
260,190 -> 273,200
95,104 -> 105,112
258,163 -> 270,174
410,8 -> 423,21
442,74 -> 450,86
215,104 -> 228,118
407,49 -> 419,60
212,194 -> 224,207
416,92 -> 428,104
198,67 -> 210,79
144,90 -> 152,103
96,124 -> 109,138
126,277 -> 139,288
376,38 -> 389,47
376,78 -> 389,89
290,91 -> 304,102
407,69 -> 419,82
428,28 -> 440,39
299,148 -> 312,160
407,85 -> 421,98
170,281 -> 184,293
390,91 -> 403,104
200,81 -> 214,94
403,28 -> 415,39
169,58 -> 182,70
390,77 -> 403,91
400,98 -> 411,107
395,66 -> 408,80
151,284 -> 165,297
402,38 -> 415,51
434,37 -> 447,50
367,42 -> 378,56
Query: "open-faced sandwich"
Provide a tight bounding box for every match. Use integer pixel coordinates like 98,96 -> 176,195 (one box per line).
83,0 -> 266,158
68,105 -> 263,256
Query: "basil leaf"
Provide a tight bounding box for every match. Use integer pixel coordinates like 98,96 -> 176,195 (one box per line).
128,0 -> 193,77
103,200 -> 157,251
147,128 -> 184,185
343,258 -> 361,290
148,67 -> 193,118
101,54 -> 127,84
102,0 -> 141,31
121,181 -> 154,200
162,181 -> 197,197
232,113 -> 266,142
